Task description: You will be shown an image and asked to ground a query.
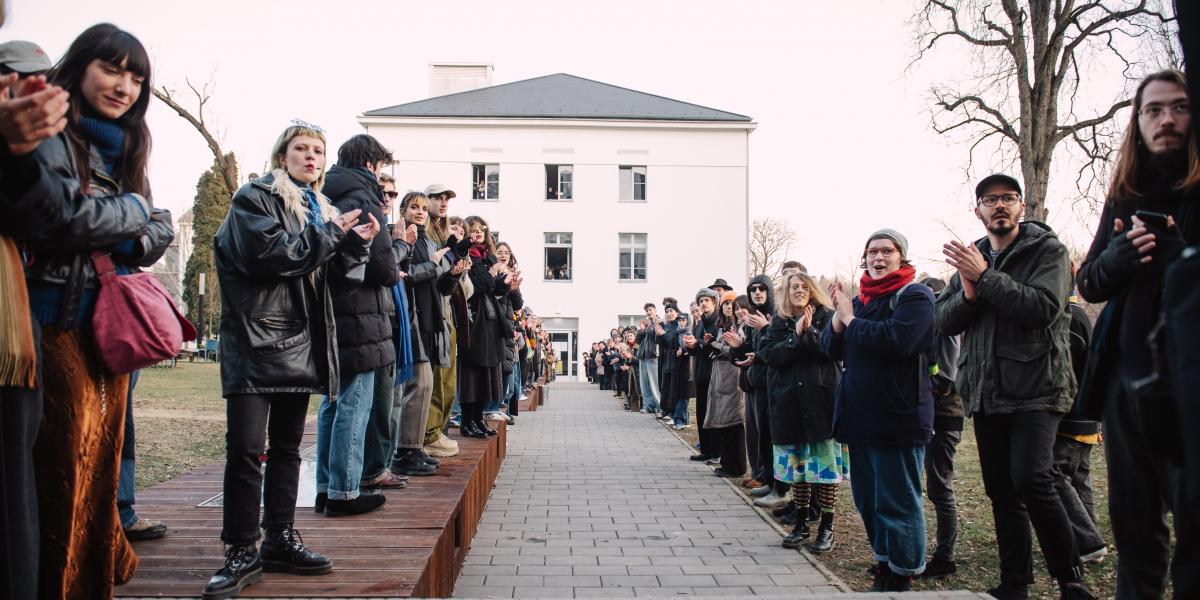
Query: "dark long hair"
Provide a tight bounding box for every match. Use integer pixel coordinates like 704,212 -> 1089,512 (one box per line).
1108,70 -> 1200,204
49,23 -> 152,196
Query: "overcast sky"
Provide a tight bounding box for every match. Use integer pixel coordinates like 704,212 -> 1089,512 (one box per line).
4,0 -> 1150,281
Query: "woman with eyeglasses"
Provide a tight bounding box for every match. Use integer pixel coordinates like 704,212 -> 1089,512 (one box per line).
457,215 -> 514,437
206,122 -> 380,599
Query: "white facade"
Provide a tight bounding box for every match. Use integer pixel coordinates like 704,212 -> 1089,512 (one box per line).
361,116 -> 754,379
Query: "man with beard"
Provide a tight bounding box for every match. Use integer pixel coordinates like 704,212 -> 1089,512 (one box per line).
935,174 -> 1093,600
1076,70 -> 1199,599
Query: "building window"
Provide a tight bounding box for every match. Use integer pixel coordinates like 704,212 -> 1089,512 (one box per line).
617,315 -> 642,329
618,233 -> 647,281
544,232 -> 572,281
545,164 -> 573,200
619,165 -> 647,201
472,163 -> 499,200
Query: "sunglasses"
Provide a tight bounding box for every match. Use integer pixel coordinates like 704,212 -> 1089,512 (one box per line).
749,285 -> 767,292
384,191 -> 399,199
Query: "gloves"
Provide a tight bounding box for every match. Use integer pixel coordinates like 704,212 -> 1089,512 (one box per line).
1097,223 -> 1141,282
1149,223 -> 1186,267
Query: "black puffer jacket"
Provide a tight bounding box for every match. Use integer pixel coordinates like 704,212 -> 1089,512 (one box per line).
21,133 -> 174,327
323,165 -> 397,375
214,170 -> 369,397
757,306 -> 840,444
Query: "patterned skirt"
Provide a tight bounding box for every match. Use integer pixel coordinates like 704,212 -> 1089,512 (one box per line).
773,439 -> 847,484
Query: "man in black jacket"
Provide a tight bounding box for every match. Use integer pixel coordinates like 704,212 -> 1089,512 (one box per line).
1076,70 -> 1199,599
314,135 -> 399,516
937,174 -> 1092,600
683,287 -> 721,460
635,302 -> 662,414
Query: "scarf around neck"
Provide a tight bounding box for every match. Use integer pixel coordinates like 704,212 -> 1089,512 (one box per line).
859,264 -> 917,305
79,115 -> 126,174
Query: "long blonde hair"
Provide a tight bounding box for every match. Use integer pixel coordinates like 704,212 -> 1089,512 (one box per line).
776,272 -> 831,319
268,125 -> 336,225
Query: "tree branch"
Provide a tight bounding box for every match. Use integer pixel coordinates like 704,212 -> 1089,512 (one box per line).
152,85 -> 238,193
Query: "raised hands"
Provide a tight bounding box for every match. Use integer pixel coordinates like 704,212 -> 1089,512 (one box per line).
350,213 -> 381,240
0,74 -> 70,155
335,209 -> 363,233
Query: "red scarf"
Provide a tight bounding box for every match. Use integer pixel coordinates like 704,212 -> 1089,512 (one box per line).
858,264 -> 916,305
468,243 -> 489,260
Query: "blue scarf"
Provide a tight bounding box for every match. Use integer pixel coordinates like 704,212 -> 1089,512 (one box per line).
392,279 -> 414,383
78,115 -> 126,175
289,177 -> 323,228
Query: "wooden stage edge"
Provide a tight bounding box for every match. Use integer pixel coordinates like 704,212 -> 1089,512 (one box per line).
115,415 -> 507,599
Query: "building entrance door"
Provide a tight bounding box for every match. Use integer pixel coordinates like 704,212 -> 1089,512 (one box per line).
548,331 -> 577,379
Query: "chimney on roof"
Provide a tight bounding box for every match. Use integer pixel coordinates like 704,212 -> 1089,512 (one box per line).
428,63 -> 493,98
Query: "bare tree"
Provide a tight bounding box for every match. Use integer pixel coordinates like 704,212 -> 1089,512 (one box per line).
747,218 -> 798,280
913,0 -> 1179,220
152,79 -> 238,193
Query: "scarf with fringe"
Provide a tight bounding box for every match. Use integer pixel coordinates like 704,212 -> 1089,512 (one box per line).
0,237 -> 35,387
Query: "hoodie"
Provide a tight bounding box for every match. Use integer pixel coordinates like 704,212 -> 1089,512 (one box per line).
744,274 -> 776,389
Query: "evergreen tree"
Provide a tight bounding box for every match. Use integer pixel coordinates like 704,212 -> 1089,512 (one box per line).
182,153 -> 237,340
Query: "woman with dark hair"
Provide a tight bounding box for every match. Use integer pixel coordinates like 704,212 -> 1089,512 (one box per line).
207,122 -> 379,599
459,215 -> 509,437
706,291 -> 748,479
492,241 -> 523,422
21,23 -> 174,599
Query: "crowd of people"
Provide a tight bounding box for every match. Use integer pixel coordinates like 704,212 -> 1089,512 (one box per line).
0,22 -> 550,600
589,71 -> 1198,599
2,12 -> 1198,600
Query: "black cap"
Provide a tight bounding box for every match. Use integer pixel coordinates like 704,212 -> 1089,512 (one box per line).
974,174 -> 1022,201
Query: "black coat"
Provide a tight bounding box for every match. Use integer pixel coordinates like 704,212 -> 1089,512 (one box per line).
757,306 -> 840,445
214,170 -> 368,397
323,166 -> 397,374
462,250 -> 510,367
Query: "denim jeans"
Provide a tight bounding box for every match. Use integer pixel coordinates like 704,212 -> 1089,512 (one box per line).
639,358 -> 660,412
362,365 -> 397,482
848,444 -> 927,576
117,369 -> 141,528
673,395 -> 689,426
506,361 -> 521,416
317,369 -> 376,501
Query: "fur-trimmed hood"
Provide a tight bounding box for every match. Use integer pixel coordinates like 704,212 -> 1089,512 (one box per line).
251,168 -> 339,228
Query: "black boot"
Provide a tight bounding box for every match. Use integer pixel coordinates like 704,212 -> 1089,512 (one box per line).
884,572 -> 912,592
391,448 -> 437,476
415,449 -> 441,466
773,503 -> 797,518
314,492 -> 326,514
261,526 -> 332,575
1058,567 -> 1096,600
780,520 -> 810,549
324,493 -> 386,517
475,420 -> 498,436
868,561 -> 889,592
807,511 -> 834,553
202,543 -> 262,600
806,503 -> 822,524
461,420 -> 488,438
987,582 -> 1031,600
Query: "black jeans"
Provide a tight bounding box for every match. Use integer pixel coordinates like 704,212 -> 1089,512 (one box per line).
924,427 -> 961,563
751,386 -> 773,484
0,318 -> 41,600
222,393 -> 310,545
1051,436 -> 1105,555
974,410 -> 1080,585
717,424 -> 746,474
694,378 -> 718,456
1104,378 -> 1200,599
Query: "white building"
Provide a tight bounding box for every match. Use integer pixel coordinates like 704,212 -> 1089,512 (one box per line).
361,67 -> 755,379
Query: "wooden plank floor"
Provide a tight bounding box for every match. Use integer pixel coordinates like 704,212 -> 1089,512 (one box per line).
116,420 -> 505,598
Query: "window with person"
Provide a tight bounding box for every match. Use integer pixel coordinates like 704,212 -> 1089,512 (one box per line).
544,232 -> 572,281
545,164 -> 573,200
472,163 -> 500,200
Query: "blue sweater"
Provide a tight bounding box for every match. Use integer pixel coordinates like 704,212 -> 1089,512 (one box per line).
821,284 -> 936,447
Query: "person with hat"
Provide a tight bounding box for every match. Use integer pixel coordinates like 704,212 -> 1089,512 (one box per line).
708,278 -> 733,293
420,183 -> 464,458
821,228 -> 936,592
683,287 -> 722,459
705,290 -> 747,478
0,39 -> 68,157
936,175 -> 1093,600
657,302 -> 683,421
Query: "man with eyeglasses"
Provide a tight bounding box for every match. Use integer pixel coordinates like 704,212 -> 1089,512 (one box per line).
1076,69 -> 1199,599
935,174 -> 1093,599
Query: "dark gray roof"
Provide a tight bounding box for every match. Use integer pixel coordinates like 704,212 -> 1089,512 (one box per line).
363,73 -> 751,122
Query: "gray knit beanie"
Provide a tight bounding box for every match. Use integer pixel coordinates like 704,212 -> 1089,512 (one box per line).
864,228 -> 909,260
695,287 -> 719,304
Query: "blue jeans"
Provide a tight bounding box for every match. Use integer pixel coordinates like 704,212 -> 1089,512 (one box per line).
117,370 -> 140,528
673,396 -> 689,426
638,358 -> 660,412
317,370 -> 376,501
848,444 -> 927,576
362,365 -> 397,482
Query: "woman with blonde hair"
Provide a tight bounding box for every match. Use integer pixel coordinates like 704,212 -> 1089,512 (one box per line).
758,271 -> 843,552
207,122 -> 380,599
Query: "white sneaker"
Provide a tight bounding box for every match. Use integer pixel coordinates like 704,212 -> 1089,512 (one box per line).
673,424 -> 686,430
439,433 -> 459,448
486,412 -> 508,422
753,490 -> 788,508
519,394 -> 529,401
425,435 -> 459,458
1081,545 -> 1108,564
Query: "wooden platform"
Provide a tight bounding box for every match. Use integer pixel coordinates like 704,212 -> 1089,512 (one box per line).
116,422 -> 505,598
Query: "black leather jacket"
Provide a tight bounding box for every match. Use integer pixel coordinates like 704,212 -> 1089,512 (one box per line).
214,171 -> 369,397
22,133 -> 174,328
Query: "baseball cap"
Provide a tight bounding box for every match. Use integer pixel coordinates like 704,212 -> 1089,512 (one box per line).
0,41 -> 52,74
974,174 -> 1022,200
424,184 -> 456,198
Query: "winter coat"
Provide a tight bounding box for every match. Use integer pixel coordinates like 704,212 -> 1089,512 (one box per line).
659,320 -> 682,371
636,322 -> 660,360
214,170 -> 368,397
404,226 -> 458,367
688,312 -> 719,385
22,133 -> 174,328
462,250 -> 510,367
1075,181 -> 1200,418
758,306 -> 840,445
323,165 -> 397,375
0,140 -> 72,238
822,283 -> 935,447
497,282 -> 524,374
745,274 -> 776,390
935,222 -> 1076,416
1059,302 -> 1099,436
706,333 -> 746,428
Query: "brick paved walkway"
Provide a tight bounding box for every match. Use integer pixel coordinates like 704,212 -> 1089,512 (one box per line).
453,382 -> 994,599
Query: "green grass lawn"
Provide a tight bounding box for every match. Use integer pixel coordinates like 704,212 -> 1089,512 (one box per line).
653,395 -> 1118,599
131,362 -> 318,490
